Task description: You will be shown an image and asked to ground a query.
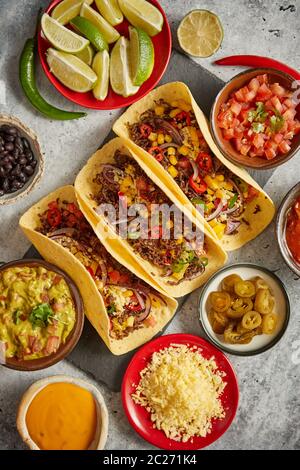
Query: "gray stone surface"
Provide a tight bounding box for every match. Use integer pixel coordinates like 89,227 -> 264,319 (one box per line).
0,0 -> 299,451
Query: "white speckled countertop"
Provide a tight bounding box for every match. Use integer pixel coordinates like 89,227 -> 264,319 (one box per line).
0,0 -> 299,450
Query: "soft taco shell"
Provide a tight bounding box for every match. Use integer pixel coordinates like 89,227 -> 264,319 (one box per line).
74,137 -> 227,297
19,185 -> 178,355
112,81 -> 275,251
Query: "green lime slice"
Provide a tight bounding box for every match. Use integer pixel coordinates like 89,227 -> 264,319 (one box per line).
70,16 -> 108,52
129,26 -> 154,86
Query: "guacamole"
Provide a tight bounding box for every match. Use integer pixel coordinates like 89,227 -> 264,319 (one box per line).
0,265 -> 76,361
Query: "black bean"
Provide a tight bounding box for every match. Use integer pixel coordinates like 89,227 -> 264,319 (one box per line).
19,157 -> 27,166
5,142 -> 14,152
11,180 -> 23,190
1,150 -> 8,156
1,156 -> 10,165
0,167 -> 6,178
22,137 -> 30,149
11,164 -> 21,176
18,172 -> 27,183
0,145 -> 4,152
5,135 -> 15,142
1,125 -> 17,135
12,147 -> 19,157
15,136 -> 23,149
0,189 -> 4,197
2,179 -> 10,192
31,159 -> 37,168
5,163 -> 13,173
24,165 -> 34,176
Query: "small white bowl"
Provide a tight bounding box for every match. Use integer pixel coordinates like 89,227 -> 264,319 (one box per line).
199,264 -> 290,356
17,375 -> 108,450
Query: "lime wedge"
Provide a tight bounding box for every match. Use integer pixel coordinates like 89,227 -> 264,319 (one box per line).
70,16 -> 108,52
118,0 -> 163,37
80,2 -> 120,44
110,37 -> 140,97
92,50 -> 110,101
41,13 -> 89,53
95,0 -> 123,26
177,10 -> 223,58
51,0 -> 94,25
74,44 -> 94,65
129,26 -> 154,86
46,48 -> 97,92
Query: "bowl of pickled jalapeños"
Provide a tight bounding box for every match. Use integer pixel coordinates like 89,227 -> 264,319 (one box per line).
0,114 -> 44,205
0,259 -> 84,371
198,264 -> 290,356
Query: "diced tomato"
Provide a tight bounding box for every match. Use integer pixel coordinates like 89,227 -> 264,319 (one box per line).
248,78 -> 260,92
45,336 -> 60,355
109,269 -> 121,283
143,315 -> 156,327
271,96 -> 283,113
283,108 -> 297,121
240,144 -> 251,156
283,98 -> 294,109
53,302 -> 65,312
270,83 -> 286,97
256,83 -> 273,101
246,186 -> 259,202
235,86 -> 249,102
278,140 -> 291,154
118,273 -> 130,284
257,74 -> 268,84
217,110 -> 234,129
265,147 -> 277,160
86,266 -> 94,278
139,124 -> 152,138
234,138 -> 242,152
233,126 -> 245,139
253,133 -> 265,149
244,90 -> 257,102
273,133 -> 284,144
223,128 -> 235,140
230,100 -> 242,116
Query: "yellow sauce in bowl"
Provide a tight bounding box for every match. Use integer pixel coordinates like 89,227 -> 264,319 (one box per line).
26,382 -> 97,450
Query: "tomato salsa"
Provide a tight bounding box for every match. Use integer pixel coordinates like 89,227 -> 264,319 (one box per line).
285,196 -> 300,265
217,74 -> 300,160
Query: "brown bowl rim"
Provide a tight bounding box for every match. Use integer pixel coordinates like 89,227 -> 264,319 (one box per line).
210,67 -> 300,170
0,114 -> 44,206
0,259 -> 84,371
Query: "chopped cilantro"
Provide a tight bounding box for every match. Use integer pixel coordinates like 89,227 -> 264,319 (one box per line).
107,304 -> 116,315
29,303 -> 54,328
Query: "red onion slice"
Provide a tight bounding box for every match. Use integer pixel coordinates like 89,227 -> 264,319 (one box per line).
136,293 -> 152,322
154,118 -> 183,145
48,227 -> 77,238
206,199 -> 224,222
159,143 -> 180,149
225,219 -> 241,234
188,158 -> 199,181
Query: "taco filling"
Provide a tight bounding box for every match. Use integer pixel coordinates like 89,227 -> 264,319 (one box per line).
92,152 -> 209,285
37,200 -> 165,340
127,99 -> 260,239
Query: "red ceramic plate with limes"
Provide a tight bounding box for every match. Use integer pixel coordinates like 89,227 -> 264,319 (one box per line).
122,334 -> 239,450
38,0 -> 172,110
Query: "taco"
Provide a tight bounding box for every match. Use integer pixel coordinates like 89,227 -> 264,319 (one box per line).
112,82 -> 275,251
19,186 -> 178,355
74,138 -> 227,297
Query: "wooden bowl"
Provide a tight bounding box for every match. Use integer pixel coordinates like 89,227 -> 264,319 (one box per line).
0,114 -> 44,205
17,375 -> 108,450
0,259 -> 84,371
210,68 -> 300,170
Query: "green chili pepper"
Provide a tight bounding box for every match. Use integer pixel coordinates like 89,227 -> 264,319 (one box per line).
228,193 -> 238,209
19,21 -> 86,120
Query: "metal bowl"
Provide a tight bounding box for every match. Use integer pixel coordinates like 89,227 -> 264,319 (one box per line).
276,182 -> 300,277
0,114 -> 44,206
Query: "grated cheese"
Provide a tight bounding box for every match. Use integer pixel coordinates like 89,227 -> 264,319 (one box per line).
132,343 -> 226,442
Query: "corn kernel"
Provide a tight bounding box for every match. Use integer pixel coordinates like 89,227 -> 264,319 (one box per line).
207,188 -> 214,195
215,189 -> 224,199
170,100 -> 179,107
168,165 -> 178,178
209,219 -> 218,228
165,134 -> 172,143
206,202 -> 215,211
149,132 -> 157,141
167,147 -> 176,155
154,105 -> 165,116
157,133 -> 164,145
222,181 -> 234,191
213,223 -> 226,239
216,174 -> 225,182
177,99 -> 192,112
126,316 -> 135,327
169,108 -> 181,118
124,290 -> 133,297
169,155 -> 178,165
170,249 -> 175,256
152,141 -> 158,147
204,175 -> 219,190
179,145 -> 189,156
176,236 -> 184,244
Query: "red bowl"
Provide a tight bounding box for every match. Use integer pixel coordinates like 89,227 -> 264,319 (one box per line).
38,0 -> 172,110
122,334 -> 239,450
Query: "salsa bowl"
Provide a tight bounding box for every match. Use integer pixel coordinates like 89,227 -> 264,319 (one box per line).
0,259 -> 84,371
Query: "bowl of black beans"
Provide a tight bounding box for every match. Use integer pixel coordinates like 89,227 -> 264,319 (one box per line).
0,114 -> 44,205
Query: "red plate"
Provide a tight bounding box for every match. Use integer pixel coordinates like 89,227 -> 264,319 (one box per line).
122,334 -> 239,450
38,0 -> 172,110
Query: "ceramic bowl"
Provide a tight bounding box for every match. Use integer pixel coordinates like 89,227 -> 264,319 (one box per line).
17,375 -> 108,450
0,114 -> 44,205
199,263 -> 290,356
0,259 -> 84,370
210,68 -> 300,170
